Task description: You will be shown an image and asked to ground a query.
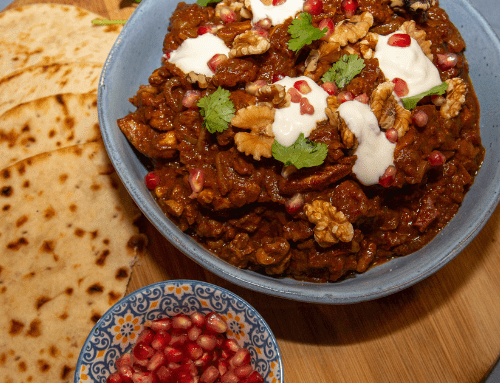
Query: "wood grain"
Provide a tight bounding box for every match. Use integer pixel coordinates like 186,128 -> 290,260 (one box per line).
5,0 -> 499,382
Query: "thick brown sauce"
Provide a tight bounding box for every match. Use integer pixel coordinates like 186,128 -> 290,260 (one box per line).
118,0 -> 484,282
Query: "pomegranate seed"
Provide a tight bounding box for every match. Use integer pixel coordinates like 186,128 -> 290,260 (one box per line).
385,128 -> 398,143
219,6 -> 237,23
172,314 -> 193,330
194,351 -> 212,368
388,33 -> 411,48
162,49 -> 173,62
303,0 -> 323,15
152,331 -> 172,350
145,172 -> 159,190
205,312 -> 228,333
165,346 -> 185,363
185,342 -> 204,360
321,81 -> 337,95
299,97 -> 315,115
116,353 -> 134,368
221,371 -> 239,383
294,80 -> 312,94
197,334 -> 218,351
341,0 -> 358,18
182,90 -> 201,109
436,53 -> 458,71
338,91 -> 354,103
319,18 -> 334,39
246,371 -> 264,383
117,365 -> 134,383
431,95 -> 446,106
207,54 -> 228,73
147,351 -> 167,371
168,362 -> 181,370
148,318 -> 172,332
272,73 -> 285,83
428,150 -> 446,166
285,193 -> 304,215
412,110 -> 428,127
354,93 -> 369,104
187,326 -> 202,341
107,373 -> 124,383
272,0 -> 286,5
169,333 -> 188,347
156,366 -> 173,383
197,25 -> 219,35
131,371 -> 156,383
190,312 -> 206,327
134,343 -> 156,360
200,365 -> 220,383
179,359 -> 197,377
379,165 -> 396,188
392,77 -> 409,97
250,26 -> 269,38
234,365 -> 254,378
254,18 -> 272,29
288,87 -> 302,103
217,358 -> 230,376
245,79 -> 267,95
222,339 -> 240,355
132,354 -> 149,367
230,349 -> 251,367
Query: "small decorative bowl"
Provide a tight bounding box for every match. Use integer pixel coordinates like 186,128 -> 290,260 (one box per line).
74,280 -> 283,383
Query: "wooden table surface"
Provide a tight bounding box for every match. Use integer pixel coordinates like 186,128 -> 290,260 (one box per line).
6,0 -> 500,382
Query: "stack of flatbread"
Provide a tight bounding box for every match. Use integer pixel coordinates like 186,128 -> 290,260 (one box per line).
0,4 -> 146,383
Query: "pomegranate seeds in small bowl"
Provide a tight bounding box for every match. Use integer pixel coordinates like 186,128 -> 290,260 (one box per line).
74,280 -> 283,383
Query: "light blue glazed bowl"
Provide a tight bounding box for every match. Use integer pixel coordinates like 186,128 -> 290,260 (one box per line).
74,280 -> 283,383
98,0 -> 500,304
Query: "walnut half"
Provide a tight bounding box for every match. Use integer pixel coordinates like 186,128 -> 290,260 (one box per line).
440,77 -> 467,119
304,200 -> 354,248
328,12 -> 374,47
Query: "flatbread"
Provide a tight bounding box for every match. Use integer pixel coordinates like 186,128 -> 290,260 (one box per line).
0,62 -> 102,117
0,92 -> 100,170
0,4 -> 122,77
0,140 -> 147,383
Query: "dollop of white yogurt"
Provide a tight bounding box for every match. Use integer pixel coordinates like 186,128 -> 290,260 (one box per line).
168,34 -> 230,77
374,32 -> 442,97
337,100 -> 396,186
273,76 -> 329,147
248,0 -> 303,26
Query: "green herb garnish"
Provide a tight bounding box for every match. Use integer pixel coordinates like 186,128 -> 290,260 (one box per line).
272,133 -> 328,169
401,82 -> 449,110
197,87 -> 235,134
197,0 -> 222,6
321,54 -> 365,89
287,13 -> 327,53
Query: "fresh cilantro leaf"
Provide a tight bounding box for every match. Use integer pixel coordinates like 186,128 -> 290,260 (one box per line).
287,13 -> 327,52
272,133 -> 328,169
321,54 -> 365,88
197,0 -> 221,6
401,82 -> 449,110
197,87 -> 235,134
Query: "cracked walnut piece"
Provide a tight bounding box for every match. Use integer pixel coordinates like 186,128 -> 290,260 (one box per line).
304,41 -> 341,82
232,105 -> 275,160
305,200 -> 354,248
216,0 -> 251,19
187,71 -> 209,88
328,12 -> 374,47
256,84 -> 291,109
229,30 -> 271,58
398,20 -> 433,61
326,96 -> 357,149
441,78 -> 468,119
370,81 -> 412,137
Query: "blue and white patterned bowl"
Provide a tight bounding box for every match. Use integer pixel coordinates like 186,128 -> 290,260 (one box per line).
74,280 -> 283,383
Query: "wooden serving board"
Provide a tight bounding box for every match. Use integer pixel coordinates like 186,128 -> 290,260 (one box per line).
6,0 -> 500,382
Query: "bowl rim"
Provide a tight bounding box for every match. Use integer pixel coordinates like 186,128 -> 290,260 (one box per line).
98,0 -> 500,304
74,279 -> 284,383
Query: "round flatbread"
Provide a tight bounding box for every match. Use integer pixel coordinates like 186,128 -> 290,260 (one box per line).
0,62 -> 102,116
0,4 -> 122,77
0,92 -> 100,170
0,140 -> 146,383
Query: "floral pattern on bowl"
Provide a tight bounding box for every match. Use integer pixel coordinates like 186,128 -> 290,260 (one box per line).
74,280 -> 283,383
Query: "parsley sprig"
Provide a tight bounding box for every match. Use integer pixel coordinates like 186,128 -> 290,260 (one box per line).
401,82 -> 449,110
197,87 -> 235,134
287,13 -> 327,53
321,54 -> 365,88
272,134 -> 328,169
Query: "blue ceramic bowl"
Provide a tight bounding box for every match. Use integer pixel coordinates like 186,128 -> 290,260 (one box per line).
98,0 -> 500,303
74,280 -> 283,383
